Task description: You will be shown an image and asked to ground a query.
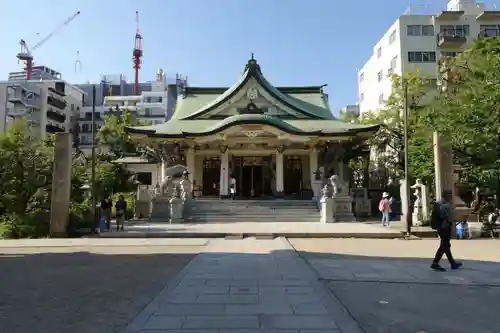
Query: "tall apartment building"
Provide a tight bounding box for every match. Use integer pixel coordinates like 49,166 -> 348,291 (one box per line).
357,0 -> 500,115
0,66 -> 85,138
76,69 -> 187,153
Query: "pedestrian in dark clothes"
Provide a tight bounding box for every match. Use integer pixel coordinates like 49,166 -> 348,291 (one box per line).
431,190 -> 463,271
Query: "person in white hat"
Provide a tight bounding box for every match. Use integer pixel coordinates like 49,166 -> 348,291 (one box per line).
378,192 -> 393,227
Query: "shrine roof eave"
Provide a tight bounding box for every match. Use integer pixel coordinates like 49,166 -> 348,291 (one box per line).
127,122 -> 380,139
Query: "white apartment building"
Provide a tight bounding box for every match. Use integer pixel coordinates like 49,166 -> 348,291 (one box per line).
358,0 -> 500,115
102,68 -> 171,125
0,75 -> 85,138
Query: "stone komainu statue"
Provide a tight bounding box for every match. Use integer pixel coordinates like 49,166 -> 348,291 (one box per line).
160,176 -> 174,196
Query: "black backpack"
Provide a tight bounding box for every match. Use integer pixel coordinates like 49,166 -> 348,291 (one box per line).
430,202 -> 442,230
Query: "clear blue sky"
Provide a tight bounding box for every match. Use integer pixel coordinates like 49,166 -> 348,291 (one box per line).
1,0 -> 499,111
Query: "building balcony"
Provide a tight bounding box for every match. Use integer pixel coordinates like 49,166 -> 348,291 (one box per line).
437,30 -> 467,48
48,86 -> 65,97
476,11 -> 500,21
6,82 -> 40,94
47,92 -> 67,109
478,28 -> 500,38
46,108 -> 66,123
436,10 -> 464,21
45,120 -> 65,133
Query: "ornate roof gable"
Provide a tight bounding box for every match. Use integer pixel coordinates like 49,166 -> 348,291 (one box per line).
179,56 -> 333,121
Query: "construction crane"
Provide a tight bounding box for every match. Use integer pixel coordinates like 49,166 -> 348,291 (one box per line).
133,11 -> 143,95
17,9 -> 81,80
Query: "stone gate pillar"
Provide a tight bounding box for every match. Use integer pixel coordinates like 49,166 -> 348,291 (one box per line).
50,133 -> 72,237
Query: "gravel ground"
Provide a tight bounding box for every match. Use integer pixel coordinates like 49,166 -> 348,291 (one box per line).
0,245 -> 201,333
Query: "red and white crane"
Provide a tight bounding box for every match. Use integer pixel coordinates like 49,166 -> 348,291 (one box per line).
17,9 -> 81,80
133,11 -> 143,95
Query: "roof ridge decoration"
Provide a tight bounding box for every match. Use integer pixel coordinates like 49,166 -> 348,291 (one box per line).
180,56 -> 330,120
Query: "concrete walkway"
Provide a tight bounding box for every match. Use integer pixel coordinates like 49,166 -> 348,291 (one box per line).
121,238 -> 363,333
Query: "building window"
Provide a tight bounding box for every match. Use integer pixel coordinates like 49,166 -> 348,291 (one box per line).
360,93 -> 364,102
480,25 -> 500,37
390,55 -> 397,72
440,24 -> 469,36
377,47 -> 382,58
407,25 -> 435,36
441,51 -> 459,58
408,51 -> 436,63
377,70 -> 383,81
136,172 -> 152,185
144,108 -> 152,116
359,73 -> 364,82
422,25 -> 434,36
389,29 -> 397,44
407,25 -> 421,36
378,94 -> 384,105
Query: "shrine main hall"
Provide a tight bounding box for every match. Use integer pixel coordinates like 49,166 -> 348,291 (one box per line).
127,57 -> 378,199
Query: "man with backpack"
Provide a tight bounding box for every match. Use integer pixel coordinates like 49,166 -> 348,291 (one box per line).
430,190 -> 462,271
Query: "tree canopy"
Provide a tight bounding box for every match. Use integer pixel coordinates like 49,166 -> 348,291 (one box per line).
429,37 -> 500,188
340,70 -> 435,185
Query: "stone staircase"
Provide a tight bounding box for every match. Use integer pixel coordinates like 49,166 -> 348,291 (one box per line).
184,199 -> 320,223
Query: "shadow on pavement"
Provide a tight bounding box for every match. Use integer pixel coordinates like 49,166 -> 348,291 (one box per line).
0,250 -> 197,333
296,248 -> 500,333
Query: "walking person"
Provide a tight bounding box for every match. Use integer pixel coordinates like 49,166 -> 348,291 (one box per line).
430,190 -> 462,271
229,175 -> 236,200
100,194 -> 113,231
379,192 -> 393,227
115,195 -> 127,231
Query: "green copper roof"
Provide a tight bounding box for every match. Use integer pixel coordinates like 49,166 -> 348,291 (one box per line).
126,57 -> 380,139
128,118 -> 379,138
171,57 -> 334,120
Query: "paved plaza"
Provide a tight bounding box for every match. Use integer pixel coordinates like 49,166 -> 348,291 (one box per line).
100,221 -> 403,239
122,238 -> 358,333
291,238 -> 500,333
1,237 -> 499,333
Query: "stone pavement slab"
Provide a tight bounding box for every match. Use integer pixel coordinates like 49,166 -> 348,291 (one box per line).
0,244 -> 203,333
290,238 -> 500,333
0,238 -> 209,248
101,221 -> 402,239
121,238 -> 358,333
290,238 -> 500,286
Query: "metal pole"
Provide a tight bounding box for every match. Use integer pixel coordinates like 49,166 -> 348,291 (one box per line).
91,84 -> 97,234
403,80 -> 412,238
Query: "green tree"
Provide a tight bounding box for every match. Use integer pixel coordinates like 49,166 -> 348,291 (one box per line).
0,120 -> 55,237
98,111 -> 140,157
429,37 -> 500,191
0,120 -> 53,215
360,71 -> 435,184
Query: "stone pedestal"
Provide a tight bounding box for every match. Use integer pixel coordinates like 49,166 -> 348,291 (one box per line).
352,188 -> 371,217
169,197 -> 184,223
333,196 -> 356,222
50,133 -> 72,237
311,180 -> 323,201
150,196 -> 171,220
320,197 -> 334,223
